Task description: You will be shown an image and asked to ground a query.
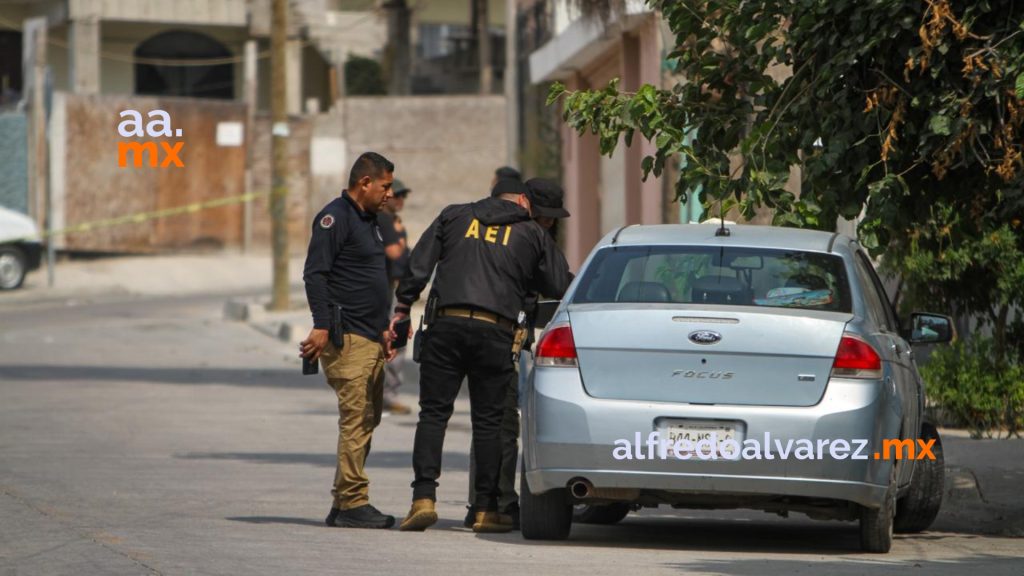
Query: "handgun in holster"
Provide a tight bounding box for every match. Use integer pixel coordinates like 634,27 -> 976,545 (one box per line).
511,310 -> 528,363
423,291 -> 439,326
330,304 -> 345,350
412,316 -> 425,363
412,293 -> 439,364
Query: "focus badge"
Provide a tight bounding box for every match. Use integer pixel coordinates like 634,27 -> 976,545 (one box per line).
320,214 -> 335,229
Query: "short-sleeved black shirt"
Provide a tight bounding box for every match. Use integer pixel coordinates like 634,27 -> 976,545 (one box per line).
302,191 -> 389,341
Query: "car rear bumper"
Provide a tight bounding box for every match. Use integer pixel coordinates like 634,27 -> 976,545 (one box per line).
523,366 -> 899,509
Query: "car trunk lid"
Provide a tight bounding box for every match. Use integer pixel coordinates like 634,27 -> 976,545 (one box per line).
567,304 -> 851,407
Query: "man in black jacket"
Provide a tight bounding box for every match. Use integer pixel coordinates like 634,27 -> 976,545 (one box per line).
300,151 -> 398,530
462,177 -> 571,529
390,177 -> 570,532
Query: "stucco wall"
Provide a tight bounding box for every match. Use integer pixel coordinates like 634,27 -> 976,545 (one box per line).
311,95 -> 508,244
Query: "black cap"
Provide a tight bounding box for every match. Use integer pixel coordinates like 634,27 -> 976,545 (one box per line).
495,166 -> 521,181
490,176 -> 529,197
392,178 -> 411,198
525,178 -> 570,219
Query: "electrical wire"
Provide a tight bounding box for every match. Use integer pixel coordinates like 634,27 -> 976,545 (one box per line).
0,10 -> 379,67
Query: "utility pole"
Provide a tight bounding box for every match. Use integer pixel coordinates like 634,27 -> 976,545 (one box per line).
504,0 -> 518,166
243,39 -> 257,254
384,0 -> 411,95
269,0 -> 290,310
26,19 -> 52,286
476,0 -> 492,94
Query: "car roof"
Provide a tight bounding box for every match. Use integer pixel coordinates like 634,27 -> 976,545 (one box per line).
601,224 -> 852,254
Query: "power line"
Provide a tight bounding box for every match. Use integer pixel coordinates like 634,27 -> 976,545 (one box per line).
0,11 -> 378,67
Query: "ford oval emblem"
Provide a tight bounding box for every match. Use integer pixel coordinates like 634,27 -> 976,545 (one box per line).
689,330 -> 722,345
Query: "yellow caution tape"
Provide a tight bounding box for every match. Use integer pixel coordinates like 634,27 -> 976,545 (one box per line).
25,190 -> 271,241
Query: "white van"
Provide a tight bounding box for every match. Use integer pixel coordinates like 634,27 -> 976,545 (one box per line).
0,207 -> 43,290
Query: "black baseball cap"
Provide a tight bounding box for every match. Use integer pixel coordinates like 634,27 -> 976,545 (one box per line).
490,176 -> 529,197
525,178 -> 570,219
392,178 -> 411,197
495,166 -> 521,180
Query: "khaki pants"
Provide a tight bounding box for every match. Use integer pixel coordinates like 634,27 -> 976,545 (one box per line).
320,333 -> 385,510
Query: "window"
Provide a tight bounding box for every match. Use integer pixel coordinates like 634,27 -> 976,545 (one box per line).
854,251 -> 897,331
574,246 -> 852,313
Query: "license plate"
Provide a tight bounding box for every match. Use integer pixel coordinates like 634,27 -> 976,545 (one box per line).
656,420 -> 744,460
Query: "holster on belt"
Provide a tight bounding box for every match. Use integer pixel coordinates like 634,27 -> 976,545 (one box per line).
424,291 -> 439,326
511,311 -> 528,362
412,317 -> 425,363
330,304 -> 345,350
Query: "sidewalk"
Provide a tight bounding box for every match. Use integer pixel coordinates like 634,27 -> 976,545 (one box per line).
2,251 -> 305,304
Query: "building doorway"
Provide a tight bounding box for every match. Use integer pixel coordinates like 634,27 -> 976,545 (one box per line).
134,30 -> 234,99
0,31 -> 23,107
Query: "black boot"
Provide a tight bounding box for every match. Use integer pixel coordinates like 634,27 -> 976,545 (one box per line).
327,504 -> 395,529
463,505 -> 477,528
503,502 -> 521,531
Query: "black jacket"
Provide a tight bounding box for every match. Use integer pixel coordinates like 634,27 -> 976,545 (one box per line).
302,193 -> 390,340
396,197 -> 570,321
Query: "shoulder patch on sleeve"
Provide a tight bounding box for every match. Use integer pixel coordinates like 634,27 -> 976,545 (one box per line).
320,214 -> 335,229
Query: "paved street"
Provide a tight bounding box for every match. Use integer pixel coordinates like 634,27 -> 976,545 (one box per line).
1,276 -> 1023,575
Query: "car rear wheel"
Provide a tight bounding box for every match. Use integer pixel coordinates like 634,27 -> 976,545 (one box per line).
520,467 -> 572,540
573,503 -> 631,525
0,246 -> 26,290
894,423 -> 944,533
860,479 -> 895,553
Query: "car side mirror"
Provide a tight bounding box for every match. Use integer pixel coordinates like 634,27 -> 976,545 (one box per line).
908,312 -> 955,345
534,300 -> 561,329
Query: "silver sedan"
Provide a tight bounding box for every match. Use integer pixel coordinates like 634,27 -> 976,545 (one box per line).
520,224 -> 951,553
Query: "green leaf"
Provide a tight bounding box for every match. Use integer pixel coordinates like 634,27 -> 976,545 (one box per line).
546,82 -> 566,106
1016,72 -> 1024,100
929,114 -> 952,136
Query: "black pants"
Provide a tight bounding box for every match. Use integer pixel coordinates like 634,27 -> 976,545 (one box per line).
411,316 -> 515,511
467,375 -> 519,510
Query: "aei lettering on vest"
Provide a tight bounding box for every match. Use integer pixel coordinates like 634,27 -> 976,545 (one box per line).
464,219 -> 512,245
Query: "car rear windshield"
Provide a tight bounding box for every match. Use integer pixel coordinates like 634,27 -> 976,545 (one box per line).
573,246 -> 852,313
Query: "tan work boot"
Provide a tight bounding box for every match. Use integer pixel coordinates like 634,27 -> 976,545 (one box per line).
384,400 -> 412,415
399,498 -> 438,531
471,510 -> 513,533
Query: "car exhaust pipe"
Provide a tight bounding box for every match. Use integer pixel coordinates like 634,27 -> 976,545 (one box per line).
568,478 -> 639,501
569,479 -> 593,498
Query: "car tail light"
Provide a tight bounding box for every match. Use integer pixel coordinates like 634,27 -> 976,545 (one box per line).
831,334 -> 883,379
535,324 -> 578,367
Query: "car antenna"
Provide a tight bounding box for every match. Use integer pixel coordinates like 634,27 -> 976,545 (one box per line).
714,193 -> 730,237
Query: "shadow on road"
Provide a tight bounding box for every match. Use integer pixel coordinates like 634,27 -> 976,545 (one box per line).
0,364 -> 317,390
480,514 -> 1024,559
177,450 -> 470,471
657,554 -> 1024,575
227,516 -> 326,528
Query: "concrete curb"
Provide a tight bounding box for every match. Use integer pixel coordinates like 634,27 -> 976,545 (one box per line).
224,296 -> 311,347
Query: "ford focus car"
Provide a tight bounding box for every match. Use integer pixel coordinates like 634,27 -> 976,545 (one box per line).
520,224 -> 950,553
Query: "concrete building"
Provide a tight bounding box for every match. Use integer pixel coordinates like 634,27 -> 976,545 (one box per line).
527,0 -> 672,269
0,0 -> 509,255
0,0 -> 364,114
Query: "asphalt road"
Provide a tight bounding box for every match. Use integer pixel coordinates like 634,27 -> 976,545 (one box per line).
1,290 -> 1022,575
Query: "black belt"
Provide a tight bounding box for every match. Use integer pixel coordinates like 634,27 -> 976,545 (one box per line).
437,307 -> 515,330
